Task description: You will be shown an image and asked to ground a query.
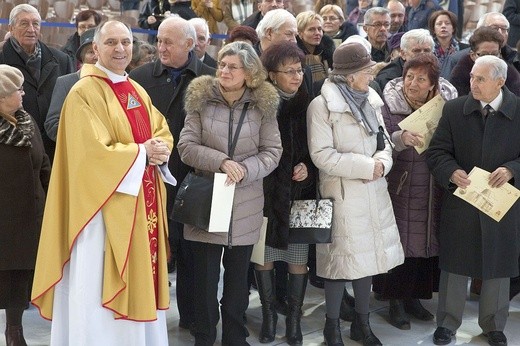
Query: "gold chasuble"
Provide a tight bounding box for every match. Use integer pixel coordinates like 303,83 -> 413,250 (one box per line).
31,64 -> 173,321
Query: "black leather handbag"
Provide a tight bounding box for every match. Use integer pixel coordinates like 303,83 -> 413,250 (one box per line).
171,171 -> 214,230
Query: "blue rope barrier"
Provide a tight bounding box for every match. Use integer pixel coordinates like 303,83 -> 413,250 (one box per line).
0,18 -> 228,39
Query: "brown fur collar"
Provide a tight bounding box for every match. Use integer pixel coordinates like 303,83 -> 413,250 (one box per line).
184,75 -> 280,118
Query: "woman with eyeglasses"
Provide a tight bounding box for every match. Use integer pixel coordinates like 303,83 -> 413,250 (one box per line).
251,42 -> 316,346
372,53 -> 457,331
177,41 -> 282,345
295,11 -> 335,83
449,26 -> 520,97
0,64 -> 50,346
319,4 -> 358,46
307,42 -> 404,346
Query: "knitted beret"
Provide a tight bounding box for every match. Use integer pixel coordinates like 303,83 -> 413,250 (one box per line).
0,64 -> 24,97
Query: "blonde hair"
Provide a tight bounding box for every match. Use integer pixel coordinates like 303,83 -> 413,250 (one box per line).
319,5 -> 345,22
296,11 -> 324,33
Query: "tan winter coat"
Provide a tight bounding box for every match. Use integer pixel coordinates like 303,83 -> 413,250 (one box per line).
178,75 -> 282,246
307,80 -> 404,280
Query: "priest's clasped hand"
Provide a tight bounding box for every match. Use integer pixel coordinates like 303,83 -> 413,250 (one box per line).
144,138 -> 170,165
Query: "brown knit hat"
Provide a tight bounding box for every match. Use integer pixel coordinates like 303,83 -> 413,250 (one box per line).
331,42 -> 376,76
0,64 -> 24,97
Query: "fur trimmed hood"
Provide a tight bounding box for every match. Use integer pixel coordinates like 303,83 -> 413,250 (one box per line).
184,75 -> 280,118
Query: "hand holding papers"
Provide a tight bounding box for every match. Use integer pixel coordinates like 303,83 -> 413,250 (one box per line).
398,94 -> 445,154
454,167 -> 520,222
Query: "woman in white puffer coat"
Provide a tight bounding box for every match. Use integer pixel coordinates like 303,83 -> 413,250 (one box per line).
307,42 -> 404,346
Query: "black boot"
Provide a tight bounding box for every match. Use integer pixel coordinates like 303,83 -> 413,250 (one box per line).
323,315 -> 344,346
389,299 -> 410,330
403,298 -> 434,321
350,312 -> 382,346
254,269 -> 278,343
339,288 -> 355,322
285,273 -> 307,346
5,325 -> 27,346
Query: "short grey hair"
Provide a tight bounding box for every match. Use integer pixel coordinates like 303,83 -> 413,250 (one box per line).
217,41 -> 267,88
160,16 -> 196,50
93,20 -> 132,45
9,4 -> 40,26
364,7 -> 390,25
401,29 -> 434,51
477,12 -> 509,29
474,55 -> 507,80
256,9 -> 296,40
189,17 -> 210,42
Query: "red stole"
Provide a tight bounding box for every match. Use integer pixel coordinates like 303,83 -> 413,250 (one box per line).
102,77 -> 160,304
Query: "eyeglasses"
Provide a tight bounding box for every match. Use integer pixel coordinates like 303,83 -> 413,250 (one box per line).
365,22 -> 391,29
78,24 -> 97,31
218,61 -> 244,72
488,25 -> 509,33
275,69 -> 304,77
322,16 -> 340,22
474,51 -> 501,57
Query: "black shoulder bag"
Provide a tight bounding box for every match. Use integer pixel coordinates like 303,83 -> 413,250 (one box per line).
171,102 -> 250,230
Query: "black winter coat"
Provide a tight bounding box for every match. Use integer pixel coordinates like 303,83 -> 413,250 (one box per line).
129,54 -> 215,222
0,114 -> 50,270
0,38 -> 73,160
263,85 -> 316,249
331,22 -> 358,43
503,0 -> 520,48
372,57 -> 405,96
426,87 -> 520,279
61,32 -> 80,68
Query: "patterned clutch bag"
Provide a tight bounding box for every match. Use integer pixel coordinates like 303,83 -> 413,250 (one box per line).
288,199 -> 333,244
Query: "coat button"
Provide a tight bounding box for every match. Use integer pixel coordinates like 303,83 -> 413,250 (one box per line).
167,78 -> 171,82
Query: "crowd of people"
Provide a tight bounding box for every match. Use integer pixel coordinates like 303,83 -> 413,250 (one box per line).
1,1 -> 520,346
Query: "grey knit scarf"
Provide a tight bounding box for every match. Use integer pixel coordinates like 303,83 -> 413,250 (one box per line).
337,83 -> 379,135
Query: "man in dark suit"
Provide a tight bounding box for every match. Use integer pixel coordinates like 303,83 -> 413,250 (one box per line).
427,55 -> 520,346
372,28 -> 434,95
0,4 -> 73,160
189,17 -> 217,69
129,16 -> 215,332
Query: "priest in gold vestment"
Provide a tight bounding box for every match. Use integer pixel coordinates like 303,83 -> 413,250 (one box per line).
31,21 -> 174,345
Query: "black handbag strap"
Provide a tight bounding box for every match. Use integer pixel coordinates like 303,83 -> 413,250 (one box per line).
228,102 -> 250,158
290,173 -> 323,210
